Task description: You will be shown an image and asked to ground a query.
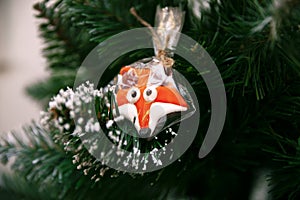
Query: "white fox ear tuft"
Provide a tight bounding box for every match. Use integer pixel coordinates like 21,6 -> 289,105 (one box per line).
149,102 -> 187,133
118,104 -> 140,132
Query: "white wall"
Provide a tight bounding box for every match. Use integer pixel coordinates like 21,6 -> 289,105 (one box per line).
0,0 -> 48,134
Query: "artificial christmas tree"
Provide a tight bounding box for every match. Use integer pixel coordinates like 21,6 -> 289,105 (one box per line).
0,0 -> 300,199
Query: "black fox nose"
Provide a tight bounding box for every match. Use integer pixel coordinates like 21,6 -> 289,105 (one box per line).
139,128 -> 151,138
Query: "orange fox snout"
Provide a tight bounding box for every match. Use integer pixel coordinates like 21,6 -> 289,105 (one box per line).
116,85 -> 188,137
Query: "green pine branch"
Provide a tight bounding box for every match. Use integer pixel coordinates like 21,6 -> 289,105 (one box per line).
0,123 -> 96,200
3,0 -> 300,199
186,0 -> 300,100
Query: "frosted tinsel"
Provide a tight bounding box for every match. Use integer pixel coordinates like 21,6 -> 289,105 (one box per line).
41,81 -> 177,176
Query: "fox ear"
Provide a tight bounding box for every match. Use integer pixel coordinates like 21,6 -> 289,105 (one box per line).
156,86 -> 188,108
119,66 -> 132,75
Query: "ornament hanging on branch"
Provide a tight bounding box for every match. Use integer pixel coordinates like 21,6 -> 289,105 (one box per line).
112,6 -> 195,138
42,5 -> 197,173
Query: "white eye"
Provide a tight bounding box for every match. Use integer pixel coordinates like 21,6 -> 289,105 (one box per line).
126,87 -> 140,103
143,86 -> 157,102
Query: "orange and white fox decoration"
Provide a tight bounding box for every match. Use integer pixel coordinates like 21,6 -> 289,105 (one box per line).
113,6 -> 188,137
115,60 -> 188,137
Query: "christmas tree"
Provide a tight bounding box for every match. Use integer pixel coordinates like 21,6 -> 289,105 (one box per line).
0,0 -> 300,199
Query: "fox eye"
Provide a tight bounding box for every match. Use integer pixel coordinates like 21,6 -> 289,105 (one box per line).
126,87 -> 140,103
143,86 -> 157,102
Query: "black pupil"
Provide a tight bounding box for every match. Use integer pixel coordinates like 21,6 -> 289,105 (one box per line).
131,90 -> 137,98
146,89 -> 152,96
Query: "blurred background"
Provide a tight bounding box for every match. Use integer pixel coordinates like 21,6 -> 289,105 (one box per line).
0,0 -> 48,134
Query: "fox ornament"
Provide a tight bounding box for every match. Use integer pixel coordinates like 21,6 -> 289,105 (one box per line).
115,58 -> 189,137
112,6 -> 194,137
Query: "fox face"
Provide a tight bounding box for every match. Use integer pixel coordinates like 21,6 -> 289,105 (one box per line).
115,64 -> 188,137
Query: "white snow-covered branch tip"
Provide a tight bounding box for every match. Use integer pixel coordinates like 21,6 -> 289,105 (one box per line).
40,81 -> 175,172
40,81 -> 108,132
252,0 -> 295,41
